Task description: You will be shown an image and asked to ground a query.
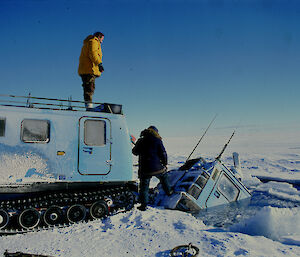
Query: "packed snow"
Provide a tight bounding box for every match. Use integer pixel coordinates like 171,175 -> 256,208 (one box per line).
0,144 -> 54,183
0,128 -> 300,257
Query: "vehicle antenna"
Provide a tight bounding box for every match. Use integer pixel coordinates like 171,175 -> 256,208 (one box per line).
216,130 -> 236,160
185,114 -> 218,163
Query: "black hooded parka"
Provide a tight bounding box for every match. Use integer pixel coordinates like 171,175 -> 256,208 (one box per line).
132,128 -> 167,178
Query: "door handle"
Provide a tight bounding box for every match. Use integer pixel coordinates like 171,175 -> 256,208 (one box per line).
106,160 -> 113,166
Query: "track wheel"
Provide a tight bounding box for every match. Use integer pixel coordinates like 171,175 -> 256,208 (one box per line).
0,209 -> 9,229
66,204 -> 86,223
124,191 -> 135,211
43,206 -> 64,226
90,201 -> 108,219
19,208 -> 40,229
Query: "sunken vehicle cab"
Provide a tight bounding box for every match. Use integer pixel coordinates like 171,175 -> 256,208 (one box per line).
0,94 -> 135,231
154,153 -> 251,212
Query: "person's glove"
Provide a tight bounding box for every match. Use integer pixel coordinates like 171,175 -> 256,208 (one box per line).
98,63 -> 104,72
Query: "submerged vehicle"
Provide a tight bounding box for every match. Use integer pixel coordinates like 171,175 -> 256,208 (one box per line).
154,146 -> 251,212
0,94 -> 136,231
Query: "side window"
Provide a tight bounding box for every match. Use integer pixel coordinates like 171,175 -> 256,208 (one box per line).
84,120 -> 106,146
217,174 -> 239,202
21,119 -> 50,143
0,118 -> 5,137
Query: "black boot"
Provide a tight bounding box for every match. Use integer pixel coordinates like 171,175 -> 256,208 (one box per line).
137,204 -> 147,211
167,189 -> 174,196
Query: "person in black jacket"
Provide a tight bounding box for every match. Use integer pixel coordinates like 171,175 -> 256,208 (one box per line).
132,126 -> 173,211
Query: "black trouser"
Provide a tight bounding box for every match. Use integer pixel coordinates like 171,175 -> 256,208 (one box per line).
139,172 -> 172,207
80,74 -> 96,103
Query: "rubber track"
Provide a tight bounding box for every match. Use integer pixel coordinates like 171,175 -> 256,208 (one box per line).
0,185 -> 135,235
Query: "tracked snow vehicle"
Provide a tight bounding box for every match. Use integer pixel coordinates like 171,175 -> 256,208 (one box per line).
154,128 -> 251,212
0,94 -> 136,232
155,154 -> 251,212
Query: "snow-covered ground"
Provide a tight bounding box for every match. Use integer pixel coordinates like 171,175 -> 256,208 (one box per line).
0,128 -> 300,257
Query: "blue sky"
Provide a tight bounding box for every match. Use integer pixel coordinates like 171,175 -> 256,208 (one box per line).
0,0 -> 299,137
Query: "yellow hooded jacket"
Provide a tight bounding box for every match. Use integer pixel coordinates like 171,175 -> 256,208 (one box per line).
78,35 -> 103,77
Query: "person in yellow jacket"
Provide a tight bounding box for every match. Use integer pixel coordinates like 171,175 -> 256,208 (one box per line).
78,32 -> 104,109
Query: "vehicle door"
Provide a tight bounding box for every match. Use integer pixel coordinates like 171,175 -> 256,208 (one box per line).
205,173 -> 240,208
78,117 -> 111,175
